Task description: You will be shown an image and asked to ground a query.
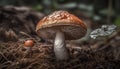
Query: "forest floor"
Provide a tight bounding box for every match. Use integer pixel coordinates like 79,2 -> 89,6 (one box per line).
0,6 -> 120,69
0,31 -> 120,69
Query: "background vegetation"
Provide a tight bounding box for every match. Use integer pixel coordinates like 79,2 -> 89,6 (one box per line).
0,0 -> 120,26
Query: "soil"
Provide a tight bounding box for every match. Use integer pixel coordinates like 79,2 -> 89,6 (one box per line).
0,35 -> 120,69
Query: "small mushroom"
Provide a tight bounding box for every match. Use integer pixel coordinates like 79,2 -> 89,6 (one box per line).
24,39 -> 34,53
36,11 -> 87,60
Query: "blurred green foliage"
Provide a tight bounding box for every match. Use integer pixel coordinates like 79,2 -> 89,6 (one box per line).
0,0 -> 120,25
32,5 -> 43,11
114,17 -> 120,27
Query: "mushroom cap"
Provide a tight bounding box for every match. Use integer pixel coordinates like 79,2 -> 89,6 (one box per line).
36,11 -> 87,40
24,39 -> 34,47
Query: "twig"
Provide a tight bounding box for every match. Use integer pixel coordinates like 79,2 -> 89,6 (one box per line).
0,52 -> 9,61
19,31 -> 37,43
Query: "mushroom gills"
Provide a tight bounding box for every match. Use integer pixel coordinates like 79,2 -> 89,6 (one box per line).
54,31 -> 69,60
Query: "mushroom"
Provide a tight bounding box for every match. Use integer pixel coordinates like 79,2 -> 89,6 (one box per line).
36,11 -> 87,60
24,39 -> 34,53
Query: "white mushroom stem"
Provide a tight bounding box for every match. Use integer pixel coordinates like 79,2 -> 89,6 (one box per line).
24,47 -> 32,53
54,31 -> 69,60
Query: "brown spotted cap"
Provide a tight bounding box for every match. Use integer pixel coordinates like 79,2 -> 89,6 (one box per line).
36,11 -> 87,40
